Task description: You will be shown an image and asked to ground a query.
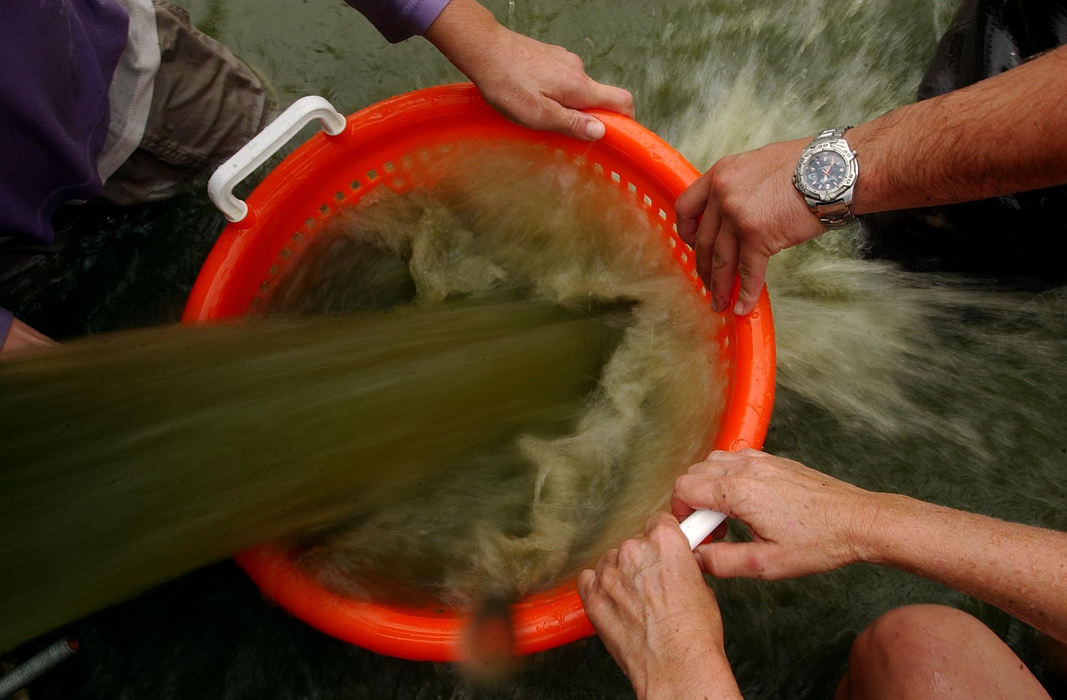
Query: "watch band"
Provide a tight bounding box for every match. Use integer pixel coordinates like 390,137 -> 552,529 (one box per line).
815,126 -> 851,141
812,200 -> 855,229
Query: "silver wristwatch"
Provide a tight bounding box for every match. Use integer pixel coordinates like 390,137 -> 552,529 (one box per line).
793,126 -> 859,229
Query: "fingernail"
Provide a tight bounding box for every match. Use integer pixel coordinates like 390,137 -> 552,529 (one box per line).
583,119 -> 605,140
733,300 -> 745,316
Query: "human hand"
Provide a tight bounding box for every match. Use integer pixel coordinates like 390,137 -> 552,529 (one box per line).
470,27 -> 635,140
577,511 -> 741,700
675,138 -> 824,315
425,0 -> 634,141
672,449 -> 882,580
0,317 -> 57,359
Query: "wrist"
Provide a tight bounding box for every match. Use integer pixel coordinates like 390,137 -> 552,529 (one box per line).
838,121 -> 878,217
849,491 -> 919,566
637,646 -> 741,700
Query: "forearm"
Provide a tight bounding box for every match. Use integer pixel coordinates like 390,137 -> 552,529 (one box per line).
850,45 -> 1067,214
421,0 -> 633,140
422,0 -> 504,78
862,493 -> 1067,642
682,452 -> 1067,643
641,653 -> 742,700
675,44 -> 1067,315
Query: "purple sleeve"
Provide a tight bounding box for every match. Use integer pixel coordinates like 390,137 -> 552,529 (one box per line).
0,0 -> 128,244
344,0 -> 451,43
0,308 -> 12,351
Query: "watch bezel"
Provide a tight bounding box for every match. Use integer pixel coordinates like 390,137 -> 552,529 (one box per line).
794,141 -> 859,203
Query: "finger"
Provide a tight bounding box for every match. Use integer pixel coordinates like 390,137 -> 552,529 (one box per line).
574,81 -> 635,119
694,209 -> 719,294
669,493 -> 695,521
696,541 -> 779,579
707,222 -> 739,313
527,95 -> 607,140
672,453 -> 759,517
696,448 -> 766,470
643,511 -> 693,552
672,471 -> 745,517
643,509 -> 680,535
703,448 -> 756,463
733,245 -> 769,316
577,114 -> 608,141
595,547 -> 620,577
685,452 -> 750,482
576,568 -> 596,599
674,175 -> 713,247
669,463 -> 726,518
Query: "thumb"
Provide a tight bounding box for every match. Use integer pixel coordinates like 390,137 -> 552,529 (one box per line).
696,541 -> 779,580
543,101 -> 607,141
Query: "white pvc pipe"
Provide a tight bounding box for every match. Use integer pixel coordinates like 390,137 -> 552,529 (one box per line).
679,509 -> 727,550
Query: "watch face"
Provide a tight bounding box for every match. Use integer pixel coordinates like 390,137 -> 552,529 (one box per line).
800,149 -> 852,198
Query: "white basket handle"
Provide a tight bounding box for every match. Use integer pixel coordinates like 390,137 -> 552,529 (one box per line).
207,95 -> 347,223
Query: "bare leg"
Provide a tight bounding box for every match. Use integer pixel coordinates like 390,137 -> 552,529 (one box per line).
834,604 -> 1050,700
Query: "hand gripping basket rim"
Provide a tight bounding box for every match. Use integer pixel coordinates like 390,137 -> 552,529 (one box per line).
182,83 -> 776,662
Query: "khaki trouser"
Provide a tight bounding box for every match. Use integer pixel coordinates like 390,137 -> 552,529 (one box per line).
101,1 -> 275,204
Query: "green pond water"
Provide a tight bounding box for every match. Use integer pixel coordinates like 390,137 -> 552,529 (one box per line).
5,0 -> 1066,698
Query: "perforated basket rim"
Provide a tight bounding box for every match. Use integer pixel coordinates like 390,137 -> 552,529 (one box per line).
184,83 -> 775,662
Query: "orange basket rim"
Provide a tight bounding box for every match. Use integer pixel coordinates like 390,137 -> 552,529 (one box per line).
184,83 -> 776,662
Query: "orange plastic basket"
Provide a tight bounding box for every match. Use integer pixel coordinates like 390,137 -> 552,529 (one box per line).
183,83 -> 775,662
